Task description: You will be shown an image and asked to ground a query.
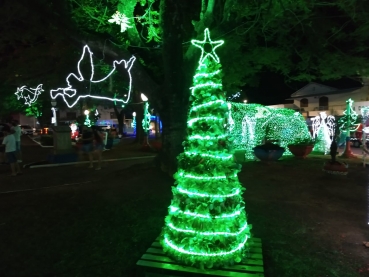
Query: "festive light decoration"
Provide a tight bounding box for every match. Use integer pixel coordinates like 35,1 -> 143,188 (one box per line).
84,110 -> 91,127
312,112 -> 335,154
50,45 -> 136,108
108,11 -> 132,32
339,98 -> 360,158
15,84 -> 43,106
339,99 -> 360,133
191,28 -> 224,66
132,112 -> 137,134
160,28 -> 251,269
141,94 -> 151,132
229,103 -> 312,159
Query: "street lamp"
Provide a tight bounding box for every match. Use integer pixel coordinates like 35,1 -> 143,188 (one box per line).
141,93 -> 148,102
243,99 -> 248,104
51,100 -> 57,126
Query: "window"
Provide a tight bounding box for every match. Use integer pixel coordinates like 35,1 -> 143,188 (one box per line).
66,112 -> 76,120
110,112 -> 117,119
300,98 -> 308,107
319,96 -> 328,110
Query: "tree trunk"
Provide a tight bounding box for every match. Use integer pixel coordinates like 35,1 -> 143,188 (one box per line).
158,0 -> 188,175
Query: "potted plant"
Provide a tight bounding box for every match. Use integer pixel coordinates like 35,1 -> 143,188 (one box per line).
288,138 -> 315,159
253,140 -> 285,162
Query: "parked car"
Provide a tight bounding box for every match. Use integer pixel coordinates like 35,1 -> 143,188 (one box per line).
20,125 -> 35,135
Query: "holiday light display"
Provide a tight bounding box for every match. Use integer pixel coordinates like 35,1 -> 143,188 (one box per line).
160,28 -> 251,268
339,98 -> 360,158
108,11 -> 132,32
229,103 -> 312,159
339,99 -> 360,132
132,112 -> 137,134
312,112 -> 335,154
141,93 -> 151,132
84,110 -> 91,127
50,45 -> 136,108
15,84 -> 43,106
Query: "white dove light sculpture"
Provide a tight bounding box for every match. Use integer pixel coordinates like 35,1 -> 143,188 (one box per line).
15,84 -> 44,106
50,45 -> 136,108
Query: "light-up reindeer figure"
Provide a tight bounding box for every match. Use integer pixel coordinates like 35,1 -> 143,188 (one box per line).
312,112 -> 335,154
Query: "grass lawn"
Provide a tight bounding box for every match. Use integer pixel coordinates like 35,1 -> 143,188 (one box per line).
0,155 -> 368,276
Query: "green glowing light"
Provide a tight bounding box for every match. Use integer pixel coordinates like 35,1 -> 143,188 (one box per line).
164,235 -> 249,257
168,222 -> 248,236
229,103 -> 312,159
188,134 -> 227,140
177,187 -> 240,198
184,151 -> 233,160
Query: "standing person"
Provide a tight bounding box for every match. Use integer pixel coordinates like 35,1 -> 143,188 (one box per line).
80,126 -> 94,168
0,126 -> 22,176
11,120 -> 22,162
92,126 -> 104,170
338,130 -> 347,149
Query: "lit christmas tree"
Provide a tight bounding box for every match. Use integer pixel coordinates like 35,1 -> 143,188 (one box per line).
339,98 -> 360,158
160,28 -> 251,269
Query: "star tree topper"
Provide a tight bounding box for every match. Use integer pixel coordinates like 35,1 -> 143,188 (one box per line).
191,28 -> 224,66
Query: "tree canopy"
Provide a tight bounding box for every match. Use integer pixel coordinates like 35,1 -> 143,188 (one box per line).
1,0 -> 369,163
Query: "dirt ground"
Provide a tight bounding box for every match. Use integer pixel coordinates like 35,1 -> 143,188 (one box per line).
0,137 -> 368,276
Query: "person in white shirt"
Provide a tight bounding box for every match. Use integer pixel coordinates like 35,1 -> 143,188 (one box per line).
1,126 -> 22,176
11,120 -> 22,162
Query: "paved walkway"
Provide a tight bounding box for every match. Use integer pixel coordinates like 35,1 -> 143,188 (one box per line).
0,136 -> 157,192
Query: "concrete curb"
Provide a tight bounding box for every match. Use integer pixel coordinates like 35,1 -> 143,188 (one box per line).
26,155 -> 155,169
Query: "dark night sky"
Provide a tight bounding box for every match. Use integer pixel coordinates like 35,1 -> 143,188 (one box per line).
245,73 -> 362,105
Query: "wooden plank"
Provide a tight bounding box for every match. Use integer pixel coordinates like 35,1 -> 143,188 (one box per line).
137,260 -> 264,277
139,237 -> 264,276
142,254 -> 264,274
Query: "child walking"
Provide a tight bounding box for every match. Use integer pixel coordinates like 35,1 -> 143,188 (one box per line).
1,126 -> 22,176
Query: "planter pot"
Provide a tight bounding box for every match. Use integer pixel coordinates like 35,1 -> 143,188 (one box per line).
234,149 -> 246,163
287,145 -> 314,159
253,146 -> 285,162
323,161 -> 348,175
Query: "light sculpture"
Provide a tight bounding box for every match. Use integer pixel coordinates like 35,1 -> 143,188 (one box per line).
132,112 -> 137,134
312,112 -> 335,155
229,103 -> 312,159
15,84 -> 43,106
84,110 -> 91,127
50,45 -> 136,108
339,98 -> 360,158
160,28 -> 251,268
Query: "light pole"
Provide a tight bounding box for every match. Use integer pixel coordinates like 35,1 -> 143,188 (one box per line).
51,100 -> 57,126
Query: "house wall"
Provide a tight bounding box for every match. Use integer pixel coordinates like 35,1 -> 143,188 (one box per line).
293,86 -> 369,116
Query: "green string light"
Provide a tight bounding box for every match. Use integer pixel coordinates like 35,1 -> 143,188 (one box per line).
229,103 -> 312,159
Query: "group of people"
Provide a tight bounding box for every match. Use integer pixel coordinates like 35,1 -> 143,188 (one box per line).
0,120 -> 22,176
79,125 -> 105,170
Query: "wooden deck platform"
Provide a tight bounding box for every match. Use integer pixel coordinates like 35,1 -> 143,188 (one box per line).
137,237 -> 264,277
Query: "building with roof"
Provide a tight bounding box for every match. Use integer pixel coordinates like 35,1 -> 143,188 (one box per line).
268,78 -> 369,117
